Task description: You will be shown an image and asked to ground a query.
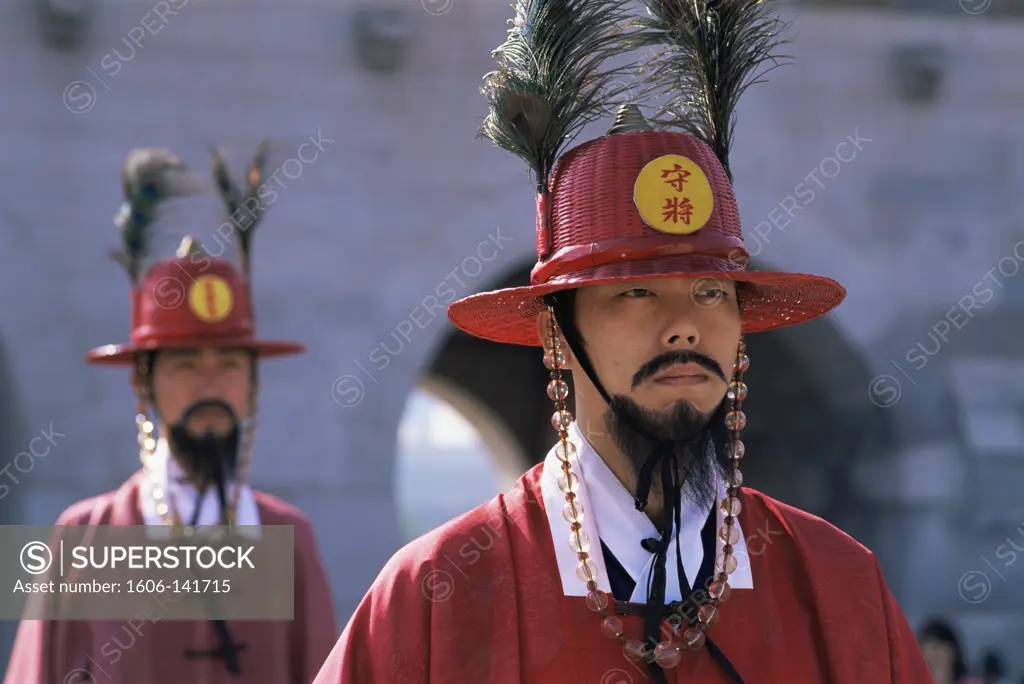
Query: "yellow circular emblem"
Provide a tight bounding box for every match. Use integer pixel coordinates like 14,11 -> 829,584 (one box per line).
633,154 -> 714,235
188,275 -> 234,323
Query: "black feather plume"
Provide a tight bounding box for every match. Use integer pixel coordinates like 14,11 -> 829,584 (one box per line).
111,148 -> 205,284
633,0 -> 791,181
210,146 -> 243,219
479,0 -> 636,191
210,141 -> 271,279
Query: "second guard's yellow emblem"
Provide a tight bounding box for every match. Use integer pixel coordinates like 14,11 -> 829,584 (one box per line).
633,154 -> 714,235
188,275 -> 234,324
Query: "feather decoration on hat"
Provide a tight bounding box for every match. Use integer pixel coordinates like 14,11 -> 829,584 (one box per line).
111,148 -> 206,284
210,139 -> 271,279
633,0 -> 791,182
478,0 -> 636,191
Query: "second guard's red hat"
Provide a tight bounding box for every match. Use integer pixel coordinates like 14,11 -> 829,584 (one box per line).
86,237 -> 304,365
86,145 -> 303,365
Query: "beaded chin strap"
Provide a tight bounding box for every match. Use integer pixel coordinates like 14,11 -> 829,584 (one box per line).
544,306 -> 748,669
133,353 -> 259,529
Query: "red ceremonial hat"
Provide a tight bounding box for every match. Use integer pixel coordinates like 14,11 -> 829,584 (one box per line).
86,145 -> 305,366
447,2 -> 846,346
86,237 -> 305,365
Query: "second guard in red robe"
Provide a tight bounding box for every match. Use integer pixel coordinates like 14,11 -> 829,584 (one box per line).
4,146 -> 338,684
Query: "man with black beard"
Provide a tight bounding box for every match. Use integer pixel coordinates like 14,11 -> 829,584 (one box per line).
316,0 -> 929,681
5,147 -> 337,684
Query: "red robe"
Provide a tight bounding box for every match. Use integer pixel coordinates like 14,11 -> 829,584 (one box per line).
4,471 -> 338,684
315,464 -> 932,683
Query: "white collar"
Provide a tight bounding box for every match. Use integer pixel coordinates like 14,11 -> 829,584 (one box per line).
139,439 -> 261,537
541,422 -> 753,602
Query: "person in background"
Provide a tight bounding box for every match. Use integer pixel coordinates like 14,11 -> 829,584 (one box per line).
980,649 -> 1009,684
4,146 -> 337,683
918,618 -> 977,684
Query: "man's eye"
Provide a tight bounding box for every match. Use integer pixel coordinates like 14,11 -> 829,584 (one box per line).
695,288 -> 727,300
622,288 -> 653,298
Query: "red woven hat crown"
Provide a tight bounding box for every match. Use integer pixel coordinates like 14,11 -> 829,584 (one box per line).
86,237 -> 305,366
448,116 -> 846,346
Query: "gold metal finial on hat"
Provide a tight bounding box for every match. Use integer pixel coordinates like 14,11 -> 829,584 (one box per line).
176,235 -> 206,259
607,103 -> 651,135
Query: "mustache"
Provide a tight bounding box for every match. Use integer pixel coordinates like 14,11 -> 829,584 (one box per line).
631,350 -> 726,390
180,399 -> 238,426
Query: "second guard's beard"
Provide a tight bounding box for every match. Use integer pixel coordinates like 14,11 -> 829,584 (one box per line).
167,399 -> 241,521
605,396 -> 731,515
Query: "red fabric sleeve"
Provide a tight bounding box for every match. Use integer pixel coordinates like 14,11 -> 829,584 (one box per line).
874,557 -> 934,684
312,551 -> 431,684
3,510 -> 94,684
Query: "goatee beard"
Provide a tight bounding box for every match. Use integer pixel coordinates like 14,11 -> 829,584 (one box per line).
167,399 -> 241,523
605,396 -> 730,515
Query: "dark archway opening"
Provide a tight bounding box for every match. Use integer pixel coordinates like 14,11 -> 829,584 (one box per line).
426,263 -> 552,477
424,261 -> 896,538
741,317 -> 895,537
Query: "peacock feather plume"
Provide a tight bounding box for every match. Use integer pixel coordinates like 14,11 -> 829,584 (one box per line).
210,140 -> 271,279
633,0 -> 792,182
478,0 -> 637,192
111,148 -> 205,284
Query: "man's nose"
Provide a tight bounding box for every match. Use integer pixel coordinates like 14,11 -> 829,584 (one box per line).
662,313 -> 700,348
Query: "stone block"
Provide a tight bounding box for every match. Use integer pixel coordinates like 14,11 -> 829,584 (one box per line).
853,442 -> 963,504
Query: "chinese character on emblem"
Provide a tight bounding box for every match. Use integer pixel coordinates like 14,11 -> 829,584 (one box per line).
659,164 -> 694,225
662,197 -> 695,225
660,164 -> 690,192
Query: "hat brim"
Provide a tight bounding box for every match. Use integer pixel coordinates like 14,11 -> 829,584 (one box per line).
447,259 -> 846,346
84,337 -> 306,366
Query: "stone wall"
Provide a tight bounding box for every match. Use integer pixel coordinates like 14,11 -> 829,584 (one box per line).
0,0 -> 1021,674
